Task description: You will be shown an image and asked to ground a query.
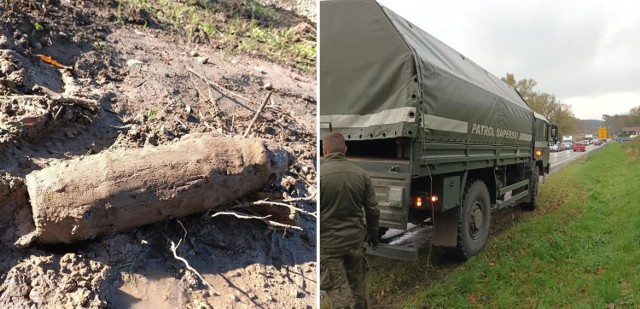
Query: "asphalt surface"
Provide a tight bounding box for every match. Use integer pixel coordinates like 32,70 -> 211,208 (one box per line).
549,142 -> 605,173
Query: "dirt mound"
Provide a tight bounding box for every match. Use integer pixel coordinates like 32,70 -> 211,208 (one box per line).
0,253 -> 110,308
0,1 -> 316,308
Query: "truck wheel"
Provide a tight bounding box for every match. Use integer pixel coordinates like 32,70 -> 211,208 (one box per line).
521,167 -> 539,211
457,180 -> 491,258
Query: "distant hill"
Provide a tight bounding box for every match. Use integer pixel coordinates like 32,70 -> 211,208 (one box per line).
577,119 -> 603,134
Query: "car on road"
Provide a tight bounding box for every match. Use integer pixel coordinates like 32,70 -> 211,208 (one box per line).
594,139 -> 603,146
550,142 -> 561,152
573,142 -> 586,152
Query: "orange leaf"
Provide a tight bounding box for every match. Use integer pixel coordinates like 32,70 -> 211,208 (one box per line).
37,54 -> 66,69
467,293 -> 478,302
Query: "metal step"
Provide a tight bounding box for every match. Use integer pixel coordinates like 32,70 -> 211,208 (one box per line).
364,243 -> 420,261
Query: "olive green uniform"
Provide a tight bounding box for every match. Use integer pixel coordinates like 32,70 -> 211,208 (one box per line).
320,152 -> 379,309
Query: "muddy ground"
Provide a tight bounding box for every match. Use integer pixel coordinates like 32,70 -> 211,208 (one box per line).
363,208 -> 539,309
0,1 -> 316,308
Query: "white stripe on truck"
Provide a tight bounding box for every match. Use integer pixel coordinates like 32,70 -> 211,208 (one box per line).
319,106 -> 417,128
422,114 -> 469,134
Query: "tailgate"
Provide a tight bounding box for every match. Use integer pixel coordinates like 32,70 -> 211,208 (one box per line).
351,158 -> 411,230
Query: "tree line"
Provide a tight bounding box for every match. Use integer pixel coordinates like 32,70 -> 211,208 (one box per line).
602,108 -> 640,135
501,73 -> 577,137
502,73 -> 640,137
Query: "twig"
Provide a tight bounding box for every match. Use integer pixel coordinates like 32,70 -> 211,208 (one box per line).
185,66 -> 252,106
53,106 -> 64,120
242,91 -> 272,138
134,80 -> 147,88
188,72 -> 202,102
281,191 -> 317,203
175,118 -> 188,130
107,124 -> 132,130
81,113 -> 93,123
170,220 -> 220,296
187,68 -> 224,117
232,198 -> 317,218
211,210 -> 303,230
33,85 -> 98,112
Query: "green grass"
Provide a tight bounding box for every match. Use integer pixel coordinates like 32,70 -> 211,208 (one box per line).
365,142 -> 640,308
147,106 -> 158,121
117,0 -> 315,72
33,22 -> 44,32
117,0 -> 125,23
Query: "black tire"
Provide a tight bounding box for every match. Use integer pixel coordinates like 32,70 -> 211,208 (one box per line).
521,167 -> 540,211
457,180 -> 491,259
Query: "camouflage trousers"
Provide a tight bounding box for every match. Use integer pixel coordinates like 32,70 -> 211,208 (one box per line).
320,245 -> 369,309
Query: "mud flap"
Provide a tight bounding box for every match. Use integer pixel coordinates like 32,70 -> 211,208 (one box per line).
431,207 -> 460,247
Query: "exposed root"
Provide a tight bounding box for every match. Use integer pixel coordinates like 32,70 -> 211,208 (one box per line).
232,196 -> 317,218
170,220 -> 220,296
211,210 -> 303,231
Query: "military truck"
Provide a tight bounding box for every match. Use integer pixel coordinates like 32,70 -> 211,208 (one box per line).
319,0 -> 558,260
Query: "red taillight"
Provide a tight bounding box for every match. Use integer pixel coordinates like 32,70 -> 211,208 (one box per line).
413,194 -> 439,208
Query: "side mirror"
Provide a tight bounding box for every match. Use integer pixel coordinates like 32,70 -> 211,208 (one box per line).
550,125 -> 558,143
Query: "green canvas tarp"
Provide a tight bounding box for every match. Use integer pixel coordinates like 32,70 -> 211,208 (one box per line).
320,0 -> 534,146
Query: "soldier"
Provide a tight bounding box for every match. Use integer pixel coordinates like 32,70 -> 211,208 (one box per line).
320,132 -> 380,309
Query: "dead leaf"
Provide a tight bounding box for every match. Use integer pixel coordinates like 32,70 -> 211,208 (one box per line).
467,293 -> 478,302
488,258 -> 496,267
37,54 -> 67,69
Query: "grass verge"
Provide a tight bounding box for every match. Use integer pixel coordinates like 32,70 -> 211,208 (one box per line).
365,142 -> 640,308
116,0 -> 316,72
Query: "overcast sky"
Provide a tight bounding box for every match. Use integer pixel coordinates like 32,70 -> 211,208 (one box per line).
375,0 -> 640,120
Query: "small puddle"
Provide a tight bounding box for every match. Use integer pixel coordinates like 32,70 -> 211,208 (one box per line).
111,261 -> 181,309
